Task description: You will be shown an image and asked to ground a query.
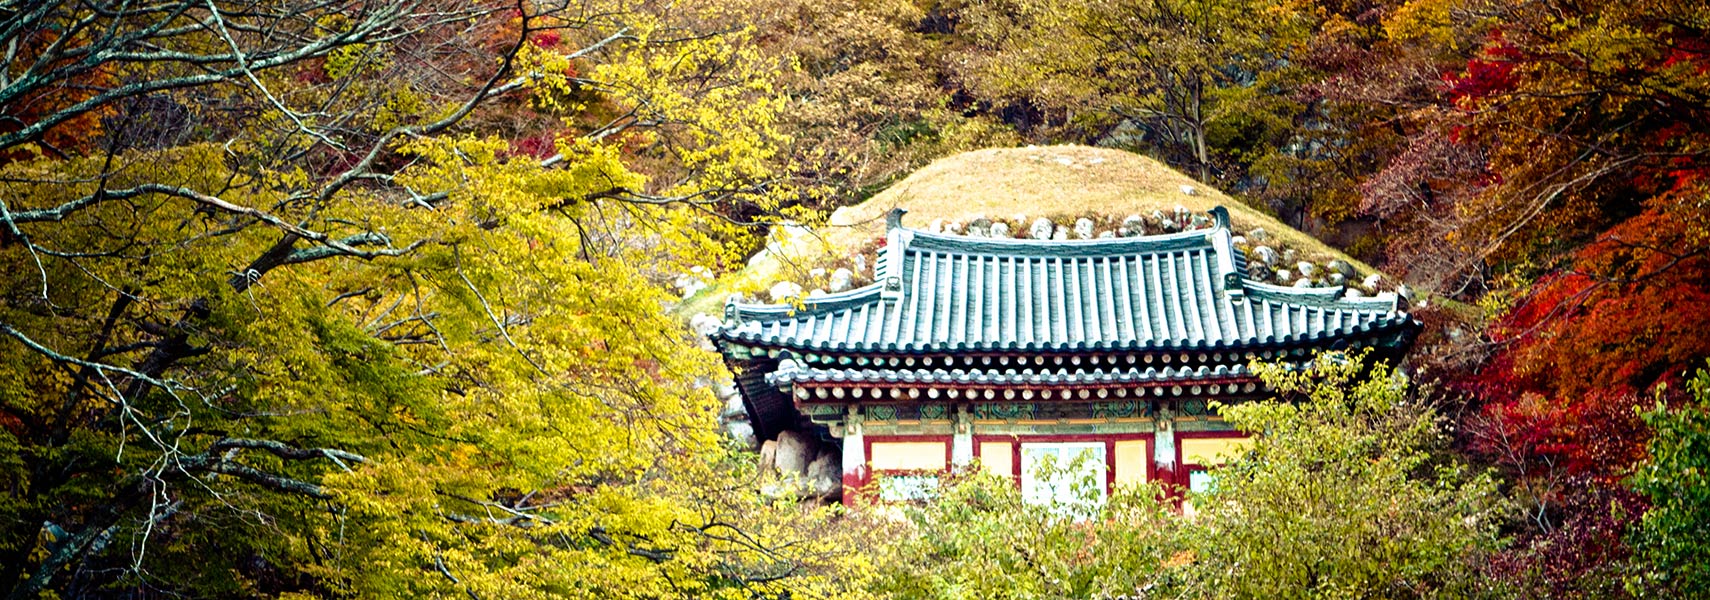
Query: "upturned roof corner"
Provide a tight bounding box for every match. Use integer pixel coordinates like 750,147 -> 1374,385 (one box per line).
885,207 -> 909,231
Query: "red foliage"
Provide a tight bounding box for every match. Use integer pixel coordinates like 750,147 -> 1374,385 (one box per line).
508,133 -> 558,159
1466,185 -> 1710,496
1445,36 -> 1524,105
0,411 -> 21,436
1491,191 -> 1710,401
295,56 -> 333,85
1468,387 -> 1648,482
1660,36 -> 1710,74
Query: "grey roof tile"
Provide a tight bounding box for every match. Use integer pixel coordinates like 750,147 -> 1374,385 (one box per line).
767,364 -> 1252,388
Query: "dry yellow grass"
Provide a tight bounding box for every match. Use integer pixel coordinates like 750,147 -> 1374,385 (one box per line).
680,145 -> 1375,316
820,145 -> 1367,268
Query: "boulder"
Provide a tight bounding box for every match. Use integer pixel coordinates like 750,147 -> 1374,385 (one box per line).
774,430 -> 815,478
720,393 -> 746,421
1231,235 -> 1247,247
809,267 -> 827,278
1121,215 -> 1146,236
965,215 -> 991,237
1362,273 -> 1383,290
1029,217 -> 1055,240
1248,228 -> 1270,243
1329,273 -> 1346,286
690,313 -> 722,336
990,221 -> 1011,238
1328,259 -> 1357,278
1098,231 -> 1115,239
1252,246 -> 1278,266
1282,248 -> 1298,264
725,421 -> 757,450
768,281 -> 803,302
944,221 -> 962,234
827,268 -> 854,292
807,452 -> 842,499
1052,226 -> 1069,240
1074,217 -> 1096,239
690,314 -> 723,349
1295,261 -> 1317,278
928,218 -> 945,233
1189,214 -> 1212,230
853,254 -> 868,276
759,439 -> 779,475
672,273 -> 698,293
712,378 -> 739,399
679,280 -> 706,297
1275,269 -> 1293,283
1179,184 -> 1198,196
1345,288 -> 1365,299
1293,279 -> 1313,288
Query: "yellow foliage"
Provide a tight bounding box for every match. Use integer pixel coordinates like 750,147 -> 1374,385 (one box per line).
0,2 -> 867,596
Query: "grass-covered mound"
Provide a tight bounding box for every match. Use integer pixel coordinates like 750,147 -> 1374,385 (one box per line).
681,145 -> 1389,317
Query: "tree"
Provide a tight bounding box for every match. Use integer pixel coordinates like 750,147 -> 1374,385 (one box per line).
1627,367 -> 1710,596
1328,3 -> 1710,592
862,470 -> 1180,599
853,354 -> 1507,599
735,0 -> 1022,209
0,1 -> 856,597
1363,0 -> 1710,289
1182,353 -> 1506,598
955,0 -> 1313,185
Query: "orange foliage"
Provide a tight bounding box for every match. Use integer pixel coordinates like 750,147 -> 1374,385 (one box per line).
1470,181 -> 1710,490
1,28 -> 113,161
1494,186 -> 1710,401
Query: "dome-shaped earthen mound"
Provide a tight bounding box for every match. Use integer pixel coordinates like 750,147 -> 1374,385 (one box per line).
679,145 -> 1385,317
820,145 -> 1363,268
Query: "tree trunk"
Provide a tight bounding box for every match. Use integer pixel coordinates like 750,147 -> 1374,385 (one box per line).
1190,80 -> 1211,183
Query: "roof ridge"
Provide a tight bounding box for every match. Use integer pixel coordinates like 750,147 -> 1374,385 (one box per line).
887,206 -> 1235,259
903,227 -> 1218,258
722,283 -> 885,323
1240,279 -> 1401,312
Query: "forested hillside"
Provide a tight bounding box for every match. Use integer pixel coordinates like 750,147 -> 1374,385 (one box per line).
1,0 -> 1706,598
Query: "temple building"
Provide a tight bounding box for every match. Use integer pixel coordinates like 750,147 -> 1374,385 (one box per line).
711,207 -> 1418,505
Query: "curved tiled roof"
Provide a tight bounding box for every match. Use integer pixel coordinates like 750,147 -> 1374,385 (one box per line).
768,364 -> 1252,388
715,207 -> 1413,355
